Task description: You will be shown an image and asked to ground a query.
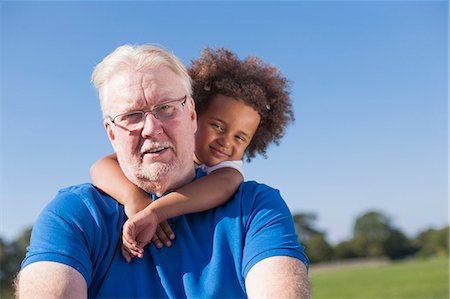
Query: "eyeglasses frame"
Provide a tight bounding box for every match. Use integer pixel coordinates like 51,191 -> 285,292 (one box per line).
107,95 -> 188,131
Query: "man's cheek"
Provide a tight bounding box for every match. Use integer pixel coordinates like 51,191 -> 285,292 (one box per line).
116,138 -> 136,160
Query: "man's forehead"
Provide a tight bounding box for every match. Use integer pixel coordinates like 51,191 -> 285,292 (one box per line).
108,69 -> 152,89
104,67 -> 186,113
108,67 -> 182,94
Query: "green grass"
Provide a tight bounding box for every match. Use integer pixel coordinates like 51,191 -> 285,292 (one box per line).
310,257 -> 449,299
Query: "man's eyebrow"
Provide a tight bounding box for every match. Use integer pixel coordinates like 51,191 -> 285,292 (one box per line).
125,103 -> 145,111
151,95 -> 184,106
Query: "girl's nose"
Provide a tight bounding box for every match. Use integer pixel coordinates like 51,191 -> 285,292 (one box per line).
217,134 -> 231,149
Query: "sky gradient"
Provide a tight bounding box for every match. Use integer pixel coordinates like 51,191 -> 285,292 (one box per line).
1,1 -> 448,244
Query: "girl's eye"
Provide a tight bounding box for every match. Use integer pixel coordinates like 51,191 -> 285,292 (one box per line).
211,123 -> 223,131
235,135 -> 246,142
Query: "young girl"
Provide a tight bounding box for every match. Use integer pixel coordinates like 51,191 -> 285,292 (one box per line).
91,47 -> 294,261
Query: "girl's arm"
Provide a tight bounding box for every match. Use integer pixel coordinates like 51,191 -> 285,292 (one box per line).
122,167 -> 243,255
91,154 -> 175,262
90,153 -> 149,217
153,167 -> 243,220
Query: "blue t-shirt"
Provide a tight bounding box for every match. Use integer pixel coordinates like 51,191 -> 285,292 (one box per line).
22,175 -> 308,298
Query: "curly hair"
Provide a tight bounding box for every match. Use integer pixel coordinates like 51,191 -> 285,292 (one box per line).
188,47 -> 294,161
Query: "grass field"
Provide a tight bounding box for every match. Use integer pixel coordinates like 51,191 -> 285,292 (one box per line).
310,257 -> 449,299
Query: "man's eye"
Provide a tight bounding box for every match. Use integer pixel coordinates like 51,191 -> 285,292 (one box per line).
120,112 -> 143,123
153,104 -> 176,118
155,104 -> 175,113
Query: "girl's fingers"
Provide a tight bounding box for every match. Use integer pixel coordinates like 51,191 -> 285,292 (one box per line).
155,225 -> 172,247
120,245 -> 132,263
122,234 -> 143,256
151,233 -> 164,249
159,221 -> 175,240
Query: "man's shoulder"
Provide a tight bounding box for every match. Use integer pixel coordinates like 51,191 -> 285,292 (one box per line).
35,182 -> 123,242
24,183 -> 124,286
58,182 -> 97,195
238,180 -> 281,198
47,183 -> 119,214
53,183 -> 102,203
239,180 -> 273,189
227,180 -> 285,214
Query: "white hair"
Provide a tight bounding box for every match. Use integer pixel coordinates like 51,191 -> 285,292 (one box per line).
91,44 -> 192,117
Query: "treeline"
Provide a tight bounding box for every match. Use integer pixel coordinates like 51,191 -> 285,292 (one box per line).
0,227 -> 31,298
293,210 -> 449,264
1,210 -> 448,296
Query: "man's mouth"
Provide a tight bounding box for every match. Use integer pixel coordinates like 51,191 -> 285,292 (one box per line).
144,146 -> 167,154
141,143 -> 175,156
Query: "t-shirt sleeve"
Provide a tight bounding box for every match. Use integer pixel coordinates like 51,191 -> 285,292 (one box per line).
198,160 -> 244,177
21,187 -> 106,286
241,183 -> 309,278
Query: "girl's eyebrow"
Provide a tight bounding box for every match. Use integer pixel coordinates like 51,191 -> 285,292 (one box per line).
237,131 -> 250,138
208,116 -> 225,123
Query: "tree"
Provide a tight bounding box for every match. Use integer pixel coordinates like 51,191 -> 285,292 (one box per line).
351,210 -> 413,259
352,211 -> 392,257
0,227 -> 32,298
292,212 -> 333,263
10,227 -> 32,264
305,234 -> 333,263
384,228 -> 413,259
0,237 -> 15,298
0,238 -> 8,286
292,212 -> 322,244
333,240 -> 358,260
415,226 -> 449,258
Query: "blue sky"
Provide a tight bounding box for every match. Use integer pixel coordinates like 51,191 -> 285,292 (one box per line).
1,1 -> 448,244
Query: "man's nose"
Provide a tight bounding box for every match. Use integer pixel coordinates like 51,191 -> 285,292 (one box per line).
141,113 -> 163,137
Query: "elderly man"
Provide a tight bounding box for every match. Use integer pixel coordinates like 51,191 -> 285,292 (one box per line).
16,44 -> 310,298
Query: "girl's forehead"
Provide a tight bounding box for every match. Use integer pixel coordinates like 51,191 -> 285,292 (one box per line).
205,95 -> 258,116
201,94 -> 261,129
206,94 -> 240,110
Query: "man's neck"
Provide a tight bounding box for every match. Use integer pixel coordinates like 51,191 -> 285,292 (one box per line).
146,166 -> 197,197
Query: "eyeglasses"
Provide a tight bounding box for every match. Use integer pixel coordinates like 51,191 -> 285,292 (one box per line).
108,95 -> 187,131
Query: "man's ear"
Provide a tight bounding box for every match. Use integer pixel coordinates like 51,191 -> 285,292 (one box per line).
104,120 -> 116,142
189,97 -> 197,133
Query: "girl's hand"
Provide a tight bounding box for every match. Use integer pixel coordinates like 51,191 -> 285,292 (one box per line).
151,221 -> 175,249
120,205 -> 175,261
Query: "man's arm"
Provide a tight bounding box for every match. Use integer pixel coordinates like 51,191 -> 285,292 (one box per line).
15,261 -> 87,298
245,256 -> 310,299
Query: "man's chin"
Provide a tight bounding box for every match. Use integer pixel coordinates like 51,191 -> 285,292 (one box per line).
137,162 -> 171,182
